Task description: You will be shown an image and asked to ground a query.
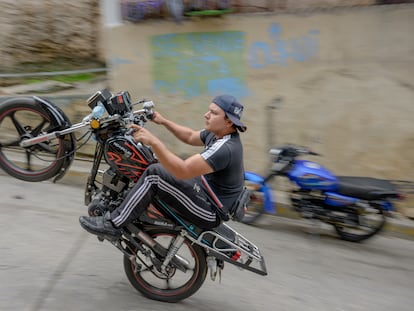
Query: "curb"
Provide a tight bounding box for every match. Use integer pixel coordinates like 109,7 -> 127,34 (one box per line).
58,159 -> 414,241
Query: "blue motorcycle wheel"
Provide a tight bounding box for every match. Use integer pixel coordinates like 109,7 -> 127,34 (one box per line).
333,205 -> 386,242
241,188 -> 266,224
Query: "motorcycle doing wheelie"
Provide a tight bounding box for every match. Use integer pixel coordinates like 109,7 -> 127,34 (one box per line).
243,144 -> 405,242
0,89 -> 267,302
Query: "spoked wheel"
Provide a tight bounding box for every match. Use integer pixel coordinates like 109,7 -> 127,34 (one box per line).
241,184 -> 265,224
333,205 -> 386,242
0,98 -> 68,182
123,229 -> 207,302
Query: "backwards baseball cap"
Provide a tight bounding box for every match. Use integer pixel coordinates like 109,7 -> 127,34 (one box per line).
212,94 -> 247,132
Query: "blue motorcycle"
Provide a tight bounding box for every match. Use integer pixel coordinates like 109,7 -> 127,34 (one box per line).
244,144 -> 404,242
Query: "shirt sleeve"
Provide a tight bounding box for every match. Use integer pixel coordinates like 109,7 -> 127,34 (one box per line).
200,137 -> 231,172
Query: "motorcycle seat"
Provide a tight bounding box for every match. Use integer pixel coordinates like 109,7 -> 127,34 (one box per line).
337,176 -> 399,201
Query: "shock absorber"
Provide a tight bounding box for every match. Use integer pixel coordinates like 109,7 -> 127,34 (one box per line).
161,233 -> 186,273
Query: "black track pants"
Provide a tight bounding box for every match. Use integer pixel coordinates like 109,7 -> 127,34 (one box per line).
110,163 -> 220,229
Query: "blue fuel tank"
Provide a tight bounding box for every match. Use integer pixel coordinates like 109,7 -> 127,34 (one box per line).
287,160 -> 338,191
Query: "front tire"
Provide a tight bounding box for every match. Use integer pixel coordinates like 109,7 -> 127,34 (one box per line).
241,188 -> 266,224
0,98 -> 68,182
123,229 -> 207,302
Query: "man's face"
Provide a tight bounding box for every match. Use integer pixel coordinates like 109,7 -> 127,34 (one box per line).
204,103 -> 232,134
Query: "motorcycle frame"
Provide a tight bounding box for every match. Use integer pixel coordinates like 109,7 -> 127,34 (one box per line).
149,197 -> 268,276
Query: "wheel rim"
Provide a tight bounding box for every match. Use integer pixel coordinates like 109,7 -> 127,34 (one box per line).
0,106 -> 64,176
335,206 -> 385,237
128,233 -> 201,297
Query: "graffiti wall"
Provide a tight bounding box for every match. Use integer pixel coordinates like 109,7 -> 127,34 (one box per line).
107,21 -> 320,99
146,23 -> 319,98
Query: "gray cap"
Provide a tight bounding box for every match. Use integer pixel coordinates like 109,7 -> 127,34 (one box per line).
212,95 -> 247,132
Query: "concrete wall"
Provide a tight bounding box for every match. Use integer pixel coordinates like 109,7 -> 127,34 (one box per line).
103,4 -> 414,181
0,0 -> 103,70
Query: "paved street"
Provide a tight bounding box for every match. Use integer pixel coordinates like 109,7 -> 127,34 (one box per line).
1,172 -> 414,311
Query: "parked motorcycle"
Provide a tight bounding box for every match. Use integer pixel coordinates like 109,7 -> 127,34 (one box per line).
243,144 -> 405,242
0,90 -> 267,302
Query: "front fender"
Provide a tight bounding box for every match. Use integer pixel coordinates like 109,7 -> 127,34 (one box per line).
245,171 -> 276,213
33,96 -> 76,182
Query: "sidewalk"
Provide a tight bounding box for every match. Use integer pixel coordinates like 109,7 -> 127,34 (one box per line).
55,157 -> 414,241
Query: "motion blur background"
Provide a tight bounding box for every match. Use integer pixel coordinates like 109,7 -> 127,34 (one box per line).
1,0 -> 414,213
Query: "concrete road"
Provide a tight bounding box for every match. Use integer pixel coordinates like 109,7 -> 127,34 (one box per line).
1,174 -> 414,311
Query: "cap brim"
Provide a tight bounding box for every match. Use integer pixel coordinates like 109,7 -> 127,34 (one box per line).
227,114 -> 247,132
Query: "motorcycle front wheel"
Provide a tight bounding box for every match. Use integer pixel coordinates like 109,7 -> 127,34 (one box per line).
241,186 -> 266,224
123,229 -> 207,302
0,98 -> 68,181
332,204 -> 386,242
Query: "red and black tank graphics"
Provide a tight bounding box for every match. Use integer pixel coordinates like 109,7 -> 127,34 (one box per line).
104,136 -> 156,181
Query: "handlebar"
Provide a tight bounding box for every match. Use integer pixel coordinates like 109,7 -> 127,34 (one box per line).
268,144 -> 321,174
269,144 -> 321,158
20,97 -> 155,148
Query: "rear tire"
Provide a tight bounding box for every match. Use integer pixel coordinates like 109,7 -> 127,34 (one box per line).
123,229 -> 207,302
333,204 -> 386,242
0,98 -> 67,182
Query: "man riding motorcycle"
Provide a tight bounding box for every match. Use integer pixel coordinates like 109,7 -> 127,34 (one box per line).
79,94 -> 247,237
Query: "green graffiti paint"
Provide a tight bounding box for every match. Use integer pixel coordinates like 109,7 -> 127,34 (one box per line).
151,31 -> 247,98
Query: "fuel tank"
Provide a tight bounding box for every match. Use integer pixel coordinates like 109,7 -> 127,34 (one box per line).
287,160 -> 338,191
104,135 -> 157,182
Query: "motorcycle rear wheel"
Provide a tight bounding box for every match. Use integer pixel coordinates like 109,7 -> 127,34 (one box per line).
123,229 -> 207,302
0,98 -> 67,182
333,205 -> 386,242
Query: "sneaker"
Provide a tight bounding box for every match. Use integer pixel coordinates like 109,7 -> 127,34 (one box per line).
79,211 -> 121,239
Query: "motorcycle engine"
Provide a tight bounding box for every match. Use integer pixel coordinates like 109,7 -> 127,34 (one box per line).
291,190 -> 326,219
87,169 -> 131,216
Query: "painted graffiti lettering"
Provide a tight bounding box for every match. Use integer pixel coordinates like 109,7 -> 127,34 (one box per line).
249,23 -> 320,68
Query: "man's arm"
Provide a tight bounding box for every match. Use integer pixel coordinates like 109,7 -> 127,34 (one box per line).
130,124 -> 212,179
152,111 -> 203,146
150,142 -> 213,179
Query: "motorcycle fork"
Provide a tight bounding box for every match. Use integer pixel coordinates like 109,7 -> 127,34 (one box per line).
84,143 -> 104,205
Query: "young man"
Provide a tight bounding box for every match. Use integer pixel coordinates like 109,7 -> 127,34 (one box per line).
79,94 -> 247,238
